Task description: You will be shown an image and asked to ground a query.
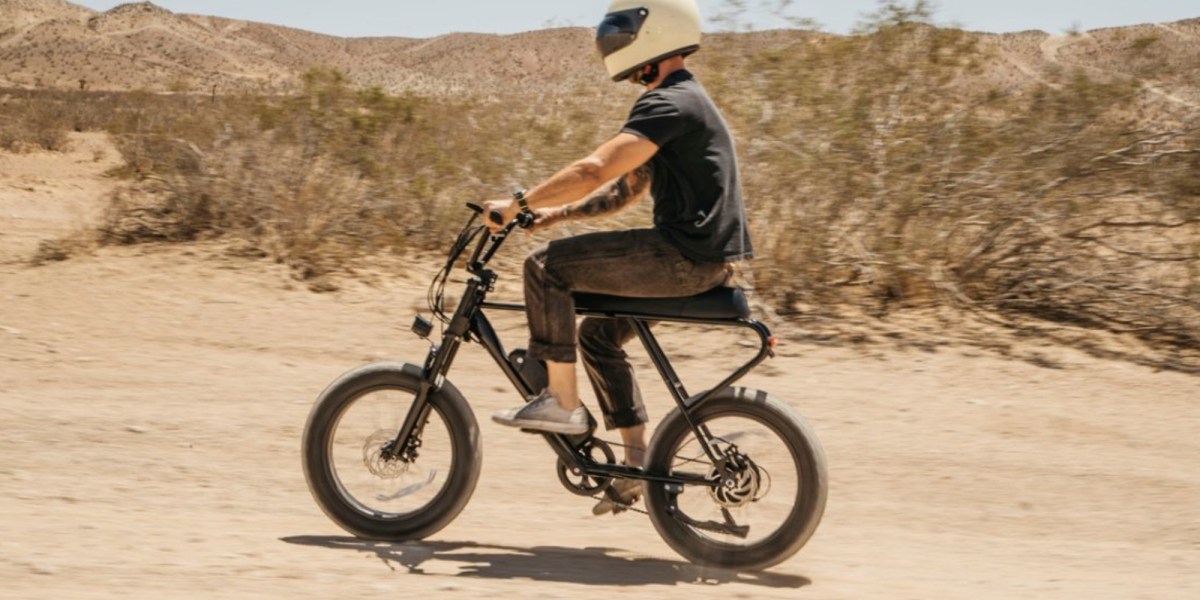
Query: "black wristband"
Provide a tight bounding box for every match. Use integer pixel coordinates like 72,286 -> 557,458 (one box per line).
513,189 -> 533,215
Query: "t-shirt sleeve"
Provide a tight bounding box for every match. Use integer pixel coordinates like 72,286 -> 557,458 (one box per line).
621,92 -> 688,147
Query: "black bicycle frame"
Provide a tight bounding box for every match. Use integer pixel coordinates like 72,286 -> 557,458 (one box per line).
391,214 -> 776,487
478,301 -> 775,484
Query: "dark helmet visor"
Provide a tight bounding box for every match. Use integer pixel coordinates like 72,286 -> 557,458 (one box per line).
596,7 -> 650,57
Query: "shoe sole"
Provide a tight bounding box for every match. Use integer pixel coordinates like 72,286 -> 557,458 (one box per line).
491,414 -> 588,436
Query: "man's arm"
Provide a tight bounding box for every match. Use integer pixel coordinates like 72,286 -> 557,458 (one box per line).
561,162 -> 652,221
525,132 -> 657,210
487,132 -> 658,228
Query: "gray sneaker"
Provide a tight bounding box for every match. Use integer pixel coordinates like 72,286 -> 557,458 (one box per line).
492,390 -> 589,435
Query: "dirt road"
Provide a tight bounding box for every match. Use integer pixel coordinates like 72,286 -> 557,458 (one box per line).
2,135 -> 1197,599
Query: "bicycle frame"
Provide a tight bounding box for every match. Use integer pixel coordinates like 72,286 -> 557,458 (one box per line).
390,208 -> 776,489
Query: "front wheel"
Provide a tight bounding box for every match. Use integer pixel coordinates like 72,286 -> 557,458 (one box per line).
302,363 -> 481,540
643,388 -> 827,571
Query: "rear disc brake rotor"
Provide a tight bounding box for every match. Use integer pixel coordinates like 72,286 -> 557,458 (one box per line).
707,454 -> 762,508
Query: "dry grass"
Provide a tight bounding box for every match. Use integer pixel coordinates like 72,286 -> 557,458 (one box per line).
3,68 -> 618,275
4,9 -> 1198,370
700,21 -> 1199,369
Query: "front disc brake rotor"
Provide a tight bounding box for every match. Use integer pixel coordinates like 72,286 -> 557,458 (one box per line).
362,430 -> 410,479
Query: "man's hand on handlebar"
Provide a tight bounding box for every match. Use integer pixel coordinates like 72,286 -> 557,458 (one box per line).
481,198 -> 566,235
525,206 -> 568,233
482,199 -> 516,234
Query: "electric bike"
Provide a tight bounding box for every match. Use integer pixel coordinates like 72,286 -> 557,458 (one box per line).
302,204 -> 827,570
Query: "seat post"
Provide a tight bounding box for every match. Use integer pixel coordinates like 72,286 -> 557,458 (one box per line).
630,318 -> 724,464
630,319 -> 690,404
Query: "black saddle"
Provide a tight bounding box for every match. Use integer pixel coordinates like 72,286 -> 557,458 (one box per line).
573,286 -> 751,320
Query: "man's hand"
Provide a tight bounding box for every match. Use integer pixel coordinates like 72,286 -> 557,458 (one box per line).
527,206 -> 568,233
481,198 -> 516,234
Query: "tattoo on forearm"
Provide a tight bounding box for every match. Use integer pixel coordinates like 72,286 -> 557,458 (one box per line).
571,164 -> 651,219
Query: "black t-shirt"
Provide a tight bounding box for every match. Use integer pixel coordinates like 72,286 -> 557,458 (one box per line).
621,69 -> 753,264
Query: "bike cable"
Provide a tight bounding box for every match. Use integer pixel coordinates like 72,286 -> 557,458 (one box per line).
427,220 -> 484,325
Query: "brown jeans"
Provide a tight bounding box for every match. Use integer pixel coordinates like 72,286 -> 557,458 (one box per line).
524,228 -> 730,429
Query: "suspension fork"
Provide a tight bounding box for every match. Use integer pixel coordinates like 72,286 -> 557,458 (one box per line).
388,278 -> 485,459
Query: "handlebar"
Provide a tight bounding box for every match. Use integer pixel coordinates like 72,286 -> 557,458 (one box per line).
460,202 -> 532,275
427,202 -> 537,325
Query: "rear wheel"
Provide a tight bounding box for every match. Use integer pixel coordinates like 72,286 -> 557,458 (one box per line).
643,388 -> 827,570
302,363 -> 481,540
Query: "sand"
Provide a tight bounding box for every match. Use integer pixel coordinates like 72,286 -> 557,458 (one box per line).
1,134 -> 1197,599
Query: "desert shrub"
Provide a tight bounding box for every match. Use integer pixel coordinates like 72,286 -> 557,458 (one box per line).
8,5 -> 1197,367
91,67 -> 623,277
0,91 -> 71,151
699,9 -> 1200,365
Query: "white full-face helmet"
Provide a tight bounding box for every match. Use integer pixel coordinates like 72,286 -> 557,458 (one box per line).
596,0 -> 702,82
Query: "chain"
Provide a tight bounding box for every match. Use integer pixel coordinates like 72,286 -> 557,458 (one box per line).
586,436 -> 715,517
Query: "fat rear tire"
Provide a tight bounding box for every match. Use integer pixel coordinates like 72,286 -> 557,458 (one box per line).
643,387 -> 827,571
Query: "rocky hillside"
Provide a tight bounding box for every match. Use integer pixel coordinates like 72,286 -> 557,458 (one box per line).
0,0 -> 87,26
1,0 -> 1198,101
0,0 -> 609,95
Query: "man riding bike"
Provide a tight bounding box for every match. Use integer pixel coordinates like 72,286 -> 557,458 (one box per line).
486,0 -> 753,515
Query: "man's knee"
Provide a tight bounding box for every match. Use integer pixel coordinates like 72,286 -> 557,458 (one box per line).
524,244 -> 549,279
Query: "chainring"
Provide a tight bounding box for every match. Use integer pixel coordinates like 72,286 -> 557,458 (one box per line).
556,438 -> 617,496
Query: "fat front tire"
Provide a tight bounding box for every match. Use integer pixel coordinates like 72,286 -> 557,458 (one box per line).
302,363 -> 481,541
643,387 -> 827,571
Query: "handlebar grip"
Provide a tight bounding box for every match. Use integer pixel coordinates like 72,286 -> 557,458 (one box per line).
516,211 -> 536,229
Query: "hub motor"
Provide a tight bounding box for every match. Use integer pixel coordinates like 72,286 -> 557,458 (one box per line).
707,451 -> 764,509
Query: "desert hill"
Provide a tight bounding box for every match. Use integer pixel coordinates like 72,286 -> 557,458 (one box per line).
0,0 -> 610,94
0,0 -> 88,26
1,0 -> 1198,100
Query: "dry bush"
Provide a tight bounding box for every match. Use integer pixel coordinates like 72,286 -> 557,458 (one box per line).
11,10 -> 1198,368
90,67 -> 620,279
702,13 -> 1200,369
0,90 -> 71,151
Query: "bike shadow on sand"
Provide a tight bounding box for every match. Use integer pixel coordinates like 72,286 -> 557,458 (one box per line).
282,535 -> 811,589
